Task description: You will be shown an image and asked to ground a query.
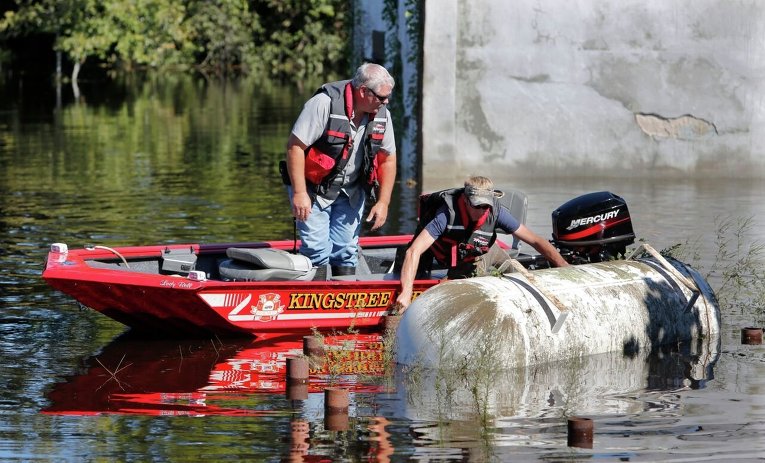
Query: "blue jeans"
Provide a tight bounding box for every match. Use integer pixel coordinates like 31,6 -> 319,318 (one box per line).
291,191 -> 364,267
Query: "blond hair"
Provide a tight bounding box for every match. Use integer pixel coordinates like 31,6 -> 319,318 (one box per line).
464,176 -> 493,190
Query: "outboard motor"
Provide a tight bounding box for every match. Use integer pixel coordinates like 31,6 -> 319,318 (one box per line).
551,191 -> 635,264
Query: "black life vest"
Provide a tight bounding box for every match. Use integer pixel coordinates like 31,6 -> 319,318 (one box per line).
303,80 -> 388,202
417,188 -> 503,271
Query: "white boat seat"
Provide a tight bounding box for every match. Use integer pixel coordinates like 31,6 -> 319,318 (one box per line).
498,188 -> 528,250
219,248 -> 316,281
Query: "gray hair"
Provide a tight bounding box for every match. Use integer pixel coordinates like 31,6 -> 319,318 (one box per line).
351,63 -> 395,92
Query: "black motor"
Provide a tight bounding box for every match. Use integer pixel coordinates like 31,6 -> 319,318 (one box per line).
551,191 -> 635,264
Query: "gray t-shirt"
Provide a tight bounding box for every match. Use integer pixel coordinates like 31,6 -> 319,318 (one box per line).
291,92 -> 396,209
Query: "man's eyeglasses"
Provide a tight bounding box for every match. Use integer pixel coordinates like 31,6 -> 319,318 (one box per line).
365,86 -> 391,103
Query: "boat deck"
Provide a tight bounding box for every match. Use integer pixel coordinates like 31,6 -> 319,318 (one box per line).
80,243 -> 541,283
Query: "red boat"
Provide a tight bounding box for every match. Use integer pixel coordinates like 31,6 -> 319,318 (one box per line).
42,191 -> 637,338
42,235 -> 439,337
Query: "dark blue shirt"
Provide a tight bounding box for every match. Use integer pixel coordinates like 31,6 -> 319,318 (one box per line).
424,205 -> 521,239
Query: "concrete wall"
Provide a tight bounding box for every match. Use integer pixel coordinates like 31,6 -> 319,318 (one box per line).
352,1 -> 421,185
421,0 -> 765,182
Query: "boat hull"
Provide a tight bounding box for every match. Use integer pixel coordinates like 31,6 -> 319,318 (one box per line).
43,236 -> 433,337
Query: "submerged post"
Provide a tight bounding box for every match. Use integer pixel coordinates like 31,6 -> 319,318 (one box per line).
324,387 -> 350,431
303,335 -> 325,356
741,327 -> 763,345
567,416 -> 594,448
286,357 -> 309,401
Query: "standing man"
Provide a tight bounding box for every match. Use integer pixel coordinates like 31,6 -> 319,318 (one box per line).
395,176 -> 569,312
285,63 -> 396,276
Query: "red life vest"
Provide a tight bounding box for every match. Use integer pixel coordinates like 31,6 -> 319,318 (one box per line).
418,188 -> 502,271
303,80 -> 388,202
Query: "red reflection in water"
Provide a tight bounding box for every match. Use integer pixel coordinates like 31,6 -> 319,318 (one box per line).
43,333 -> 388,416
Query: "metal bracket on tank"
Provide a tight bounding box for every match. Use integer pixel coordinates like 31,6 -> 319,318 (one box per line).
499,258 -> 569,334
626,243 -> 701,312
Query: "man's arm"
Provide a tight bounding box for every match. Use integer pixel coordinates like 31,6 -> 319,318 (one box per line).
512,224 -> 569,267
395,229 -> 436,312
366,151 -> 396,230
286,134 -> 313,222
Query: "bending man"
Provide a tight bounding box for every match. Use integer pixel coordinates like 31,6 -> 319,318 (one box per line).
395,176 -> 569,311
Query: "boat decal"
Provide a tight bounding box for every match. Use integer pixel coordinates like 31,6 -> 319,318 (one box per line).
201,293 -> 252,321
198,289 -> 408,325
227,292 -> 285,322
200,290 -> 397,313
199,293 -> 246,309
276,310 -> 387,320
566,209 -> 620,230
558,216 -> 632,240
201,292 -> 286,322
286,290 -> 392,310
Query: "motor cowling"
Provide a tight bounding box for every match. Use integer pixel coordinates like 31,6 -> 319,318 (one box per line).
551,191 -> 635,264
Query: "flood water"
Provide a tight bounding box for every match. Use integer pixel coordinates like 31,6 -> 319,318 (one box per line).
1,75 -> 764,461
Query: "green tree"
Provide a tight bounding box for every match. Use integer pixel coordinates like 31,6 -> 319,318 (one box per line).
0,0 -> 92,80
1,0 -> 114,82
1,0 -> 350,84
251,0 -> 349,84
56,1 -> 113,83
100,0 -> 194,71
187,0 -> 261,75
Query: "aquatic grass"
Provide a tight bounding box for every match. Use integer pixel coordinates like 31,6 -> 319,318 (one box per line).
661,215 -> 765,323
398,305 -> 512,445
432,324 -> 461,423
308,325 -> 389,388
380,318 -> 398,378
309,327 -> 341,386
95,354 -> 131,391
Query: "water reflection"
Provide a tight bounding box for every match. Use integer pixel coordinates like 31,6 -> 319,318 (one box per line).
44,333 -> 388,417
392,334 -> 720,456
43,333 -> 398,460
42,329 -> 722,460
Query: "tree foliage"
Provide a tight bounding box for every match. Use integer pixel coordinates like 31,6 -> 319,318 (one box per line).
188,0 -> 260,74
0,0 -> 349,82
251,0 -> 349,82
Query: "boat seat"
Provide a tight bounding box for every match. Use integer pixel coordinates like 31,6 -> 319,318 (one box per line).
219,248 -> 316,281
498,188 -> 528,250
357,247 -> 398,274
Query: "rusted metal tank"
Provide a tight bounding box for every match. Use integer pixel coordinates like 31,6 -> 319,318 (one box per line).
396,246 -> 720,369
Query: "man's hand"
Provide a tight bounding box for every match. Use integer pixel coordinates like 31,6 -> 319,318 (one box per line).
366,201 -> 389,230
393,294 -> 411,313
286,134 -> 311,221
368,151 -> 395,230
292,191 -> 313,221
395,229 -> 436,315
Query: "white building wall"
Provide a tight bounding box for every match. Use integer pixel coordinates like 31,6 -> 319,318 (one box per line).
421,0 -> 765,182
355,0 -> 765,183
